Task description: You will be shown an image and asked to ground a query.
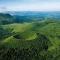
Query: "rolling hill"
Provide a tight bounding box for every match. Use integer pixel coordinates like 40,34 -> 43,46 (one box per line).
0,12 -> 60,60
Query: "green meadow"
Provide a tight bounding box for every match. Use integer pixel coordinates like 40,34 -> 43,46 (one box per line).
0,13 -> 60,60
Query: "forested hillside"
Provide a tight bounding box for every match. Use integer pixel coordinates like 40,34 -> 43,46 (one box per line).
0,13 -> 60,60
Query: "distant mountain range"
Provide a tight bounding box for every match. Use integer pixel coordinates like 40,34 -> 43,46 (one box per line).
8,11 -> 60,19
0,11 -> 60,25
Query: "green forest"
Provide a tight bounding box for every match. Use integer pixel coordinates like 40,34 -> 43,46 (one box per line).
0,13 -> 60,60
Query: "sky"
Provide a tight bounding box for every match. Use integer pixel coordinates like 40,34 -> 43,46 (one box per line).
0,0 -> 60,11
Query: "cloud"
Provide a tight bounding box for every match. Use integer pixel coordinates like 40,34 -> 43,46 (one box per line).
5,2 -> 60,11
0,6 -> 8,12
0,0 -> 60,11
